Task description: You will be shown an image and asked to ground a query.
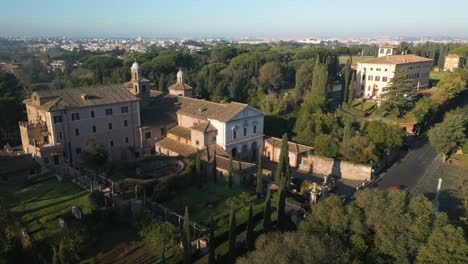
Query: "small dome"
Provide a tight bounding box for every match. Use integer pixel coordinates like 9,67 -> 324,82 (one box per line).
131,61 -> 140,70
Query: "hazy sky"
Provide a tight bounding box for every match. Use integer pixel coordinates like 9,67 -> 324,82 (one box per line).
1,0 -> 467,38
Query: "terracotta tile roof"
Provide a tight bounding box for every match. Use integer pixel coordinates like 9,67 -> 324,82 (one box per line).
142,92 -> 259,123
191,121 -> 217,133
168,126 -> 191,140
176,97 -> 251,122
155,137 -> 198,156
358,54 -> 433,65
167,82 -> 193,91
264,136 -> 313,154
26,85 -> 139,111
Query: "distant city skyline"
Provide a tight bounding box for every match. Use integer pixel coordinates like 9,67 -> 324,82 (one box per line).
2,0 -> 468,39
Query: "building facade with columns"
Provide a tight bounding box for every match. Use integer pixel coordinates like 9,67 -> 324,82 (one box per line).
355,54 -> 433,99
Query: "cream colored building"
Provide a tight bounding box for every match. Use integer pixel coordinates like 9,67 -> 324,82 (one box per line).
378,45 -> 397,57
20,86 -> 141,166
154,70 -> 265,162
444,54 -> 464,72
355,54 -> 433,99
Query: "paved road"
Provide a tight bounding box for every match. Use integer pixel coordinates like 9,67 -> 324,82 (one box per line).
373,138 -> 441,193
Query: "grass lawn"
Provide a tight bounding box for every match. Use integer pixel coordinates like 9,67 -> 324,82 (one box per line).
339,55 -> 374,64
10,178 -> 95,241
430,71 -> 450,82
162,183 -> 270,235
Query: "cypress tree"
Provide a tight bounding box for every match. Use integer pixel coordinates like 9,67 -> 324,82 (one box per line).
159,73 -> 165,91
51,245 -> 58,264
246,204 -> 255,251
212,151 -> 217,183
58,241 -> 66,264
275,133 -> 290,182
228,155 -> 233,188
277,178 -> 287,229
208,219 -> 216,264
195,151 -> 201,186
343,117 -> 352,143
160,250 -> 166,264
255,152 -> 263,198
228,207 -> 237,263
342,59 -> 351,103
347,71 -> 355,105
263,190 -> 272,232
183,206 -> 192,264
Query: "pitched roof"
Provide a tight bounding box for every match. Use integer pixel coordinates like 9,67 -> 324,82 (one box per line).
142,92 -> 260,123
191,121 -> 217,133
176,97 -> 252,122
358,54 -> 433,65
265,136 -> 313,154
167,82 -> 193,91
26,85 -> 139,111
168,126 -> 191,139
155,137 -> 198,156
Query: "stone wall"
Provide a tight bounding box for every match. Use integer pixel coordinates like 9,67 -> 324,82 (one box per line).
299,155 -> 372,181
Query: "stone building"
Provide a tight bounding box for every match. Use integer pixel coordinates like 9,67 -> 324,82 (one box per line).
19,85 -> 141,166
444,54 -> 464,72
355,54 -> 433,99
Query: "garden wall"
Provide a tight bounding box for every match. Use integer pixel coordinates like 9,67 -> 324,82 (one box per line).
298,155 -> 372,181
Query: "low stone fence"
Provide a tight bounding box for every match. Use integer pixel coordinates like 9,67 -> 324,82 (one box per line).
298,155 -> 372,181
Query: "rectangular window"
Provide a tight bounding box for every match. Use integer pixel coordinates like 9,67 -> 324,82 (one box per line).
125,137 -> 129,143
92,125 -> 96,133
382,77 -> 388,82
53,115 -> 62,123
233,130 -> 237,139
76,148 -> 81,154
244,127 -> 247,137
75,128 -> 79,136
105,108 -> 113,116
368,75 -> 373,81
253,125 -> 257,134
58,131 -> 62,139
110,140 -> 114,147
121,106 -> 129,113
124,120 -> 128,127
71,113 -> 80,121
108,123 -> 112,130
212,136 -> 216,142
90,110 -> 95,118
375,76 -> 380,81
145,131 -> 151,139
196,140 -> 199,146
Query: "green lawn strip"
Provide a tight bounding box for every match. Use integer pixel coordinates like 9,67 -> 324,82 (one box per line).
10,179 -> 95,241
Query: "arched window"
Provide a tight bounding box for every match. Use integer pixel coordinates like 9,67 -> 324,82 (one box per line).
232,126 -> 239,140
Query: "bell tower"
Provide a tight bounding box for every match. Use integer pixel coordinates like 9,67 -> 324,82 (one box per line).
125,60 -> 150,98
131,60 -> 141,81
177,68 -> 184,83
